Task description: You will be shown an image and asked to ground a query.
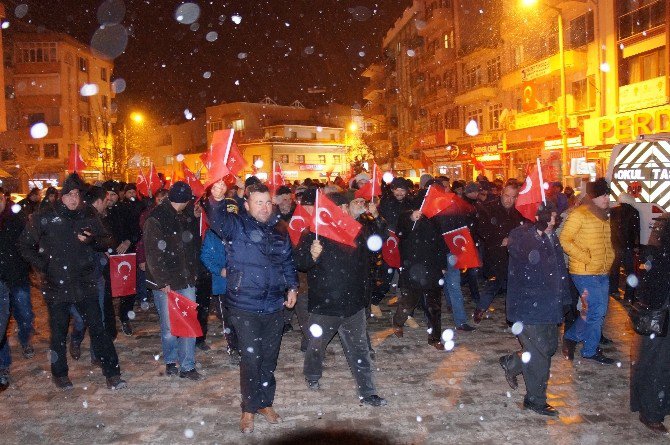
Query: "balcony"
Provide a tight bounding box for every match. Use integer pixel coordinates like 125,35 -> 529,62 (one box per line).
418,8 -> 452,36
363,84 -> 384,101
500,49 -> 588,90
619,76 -> 668,113
618,0 -> 665,41
454,86 -> 498,106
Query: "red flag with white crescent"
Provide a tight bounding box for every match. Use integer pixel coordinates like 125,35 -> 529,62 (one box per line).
442,227 -> 481,269
167,290 -> 203,337
515,158 -> 546,222
310,191 -> 361,247
68,144 -> 88,173
204,129 -> 234,187
182,163 -> 206,198
354,163 -> 382,200
267,161 -> 285,195
109,253 -> 137,297
288,203 -> 311,246
382,230 -> 401,268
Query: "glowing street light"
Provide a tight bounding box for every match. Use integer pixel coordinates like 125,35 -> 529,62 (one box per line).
347,122 -> 358,132
130,112 -> 145,124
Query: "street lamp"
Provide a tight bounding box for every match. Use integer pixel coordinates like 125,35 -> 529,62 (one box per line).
521,0 -> 569,180
123,112 -> 145,181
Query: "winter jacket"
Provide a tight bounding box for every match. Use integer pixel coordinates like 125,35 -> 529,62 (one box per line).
397,204 -> 448,291
143,200 -> 201,290
105,202 -> 131,250
200,229 -> 228,295
559,201 -> 615,275
122,197 -> 149,247
295,214 -> 386,317
474,201 -> 524,279
610,202 -> 640,250
18,202 -> 113,304
0,207 -> 30,286
204,197 -> 298,314
379,195 -> 415,232
506,224 -> 569,324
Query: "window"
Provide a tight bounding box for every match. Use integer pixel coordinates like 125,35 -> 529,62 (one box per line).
165,156 -> 174,165
296,154 -> 305,163
330,134 -> 336,141
465,108 -> 483,131
102,95 -> 109,109
252,155 -> 262,166
79,116 -> 91,133
232,119 -> 245,131
26,144 -> 39,157
101,67 -> 108,81
572,76 -> 596,111
464,66 -> 482,89
487,57 -> 501,83
28,113 -> 45,126
488,103 -> 502,130
444,69 -> 457,89
280,154 -> 289,163
333,155 -> 341,164
0,148 -> 16,161
620,48 -> 666,85
569,11 -> 594,48
78,57 -> 88,72
43,143 -> 59,159
311,132 -> 317,140
290,131 -> 298,139
208,120 -> 223,132
443,30 -> 454,49
318,155 -> 326,164
16,42 -> 58,63
445,108 -> 459,129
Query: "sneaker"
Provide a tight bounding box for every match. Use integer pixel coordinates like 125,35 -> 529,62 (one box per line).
54,376 -> 74,390
583,351 -> 616,365
106,375 -> 127,390
0,369 -> 9,392
195,341 -> 211,351
405,316 -> 420,329
165,363 -> 179,376
499,355 -> 518,390
457,323 -> 476,332
361,395 -> 387,406
306,379 -> 320,390
179,369 -> 202,380
69,340 -> 81,361
523,400 -> 559,417
121,321 -> 133,336
22,344 -> 35,359
370,304 -> 383,318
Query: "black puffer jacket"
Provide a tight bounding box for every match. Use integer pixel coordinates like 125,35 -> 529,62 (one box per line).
18,202 -> 113,304
474,201 -> 523,279
143,200 -> 201,291
0,207 -> 30,286
379,194 -> 416,232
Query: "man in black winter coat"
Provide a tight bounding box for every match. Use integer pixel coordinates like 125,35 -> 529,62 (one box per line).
609,193 -> 640,302
295,192 -> 387,407
499,203 -> 569,417
472,185 -> 523,323
19,174 -> 126,390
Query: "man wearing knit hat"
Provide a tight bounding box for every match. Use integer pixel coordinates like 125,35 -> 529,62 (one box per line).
559,178 -> 616,365
144,181 -> 203,380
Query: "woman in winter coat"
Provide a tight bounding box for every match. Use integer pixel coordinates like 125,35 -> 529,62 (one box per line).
630,217 -> 670,434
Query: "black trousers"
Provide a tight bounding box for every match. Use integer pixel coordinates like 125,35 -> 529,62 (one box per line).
195,272 -> 212,343
228,307 -> 284,413
393,288 -> 441,342
212,295 -> 238,351
47,298 -> 121,378
303,309 -> 377,398
502,323 -> 558,406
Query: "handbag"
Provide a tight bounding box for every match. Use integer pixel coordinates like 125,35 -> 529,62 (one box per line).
630,300 -> 669,337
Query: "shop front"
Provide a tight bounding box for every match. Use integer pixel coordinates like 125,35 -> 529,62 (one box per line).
421,145 -> 471,181
471,142 -> 505,180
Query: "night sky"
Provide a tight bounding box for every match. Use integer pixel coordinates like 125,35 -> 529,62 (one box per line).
12,0 -> 411,123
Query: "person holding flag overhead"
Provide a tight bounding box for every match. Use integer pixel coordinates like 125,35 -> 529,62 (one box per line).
143,181 -> 203,381
205,179 -> 298,434
295,192 -> 387,407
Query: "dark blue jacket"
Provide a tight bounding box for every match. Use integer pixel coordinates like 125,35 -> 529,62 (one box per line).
200,229 -> 228,295
205,197 -> 298,314
506,224 -> 569,324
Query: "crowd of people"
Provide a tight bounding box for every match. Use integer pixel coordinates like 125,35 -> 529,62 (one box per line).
0,167 -> 668,435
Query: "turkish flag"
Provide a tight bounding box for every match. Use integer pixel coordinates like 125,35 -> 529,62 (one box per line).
137,164 -> 162,197
226,142 -> 247,176
167,290 -> 203,337
355,163 -> 382,200
310,191 -> 361,247
442,227 -> 481,269
267,161 -> 285,195
182,163 -> 206,198
68,144 -> 87,173
420,185 -> 457,219
199,210 -> 209,239
203,129 -> 235,187
382,230 -> 401,268
288,203 -> 311,246
522,81 -> 537,112
516,158 -> 546,222
109,254 -> 137,297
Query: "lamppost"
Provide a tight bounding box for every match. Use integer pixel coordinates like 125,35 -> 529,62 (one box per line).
521,0 -> 569,180
123,112 -> 144,181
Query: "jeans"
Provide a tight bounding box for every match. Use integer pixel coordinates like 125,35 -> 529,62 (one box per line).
502,324 -> 558,406
0,281 -> 11,370
564,274 -> 610,357
304,309 -> 377,398
443,264 -> 467,326
609,247 -> 635,301
228,307 -> 284,413
393,288 -> 442,343
464,268 -> 481,303
46,298 -> 121,378
8,282 -> 33,347
153,286 -> 197,372
477,276 -> 507,312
